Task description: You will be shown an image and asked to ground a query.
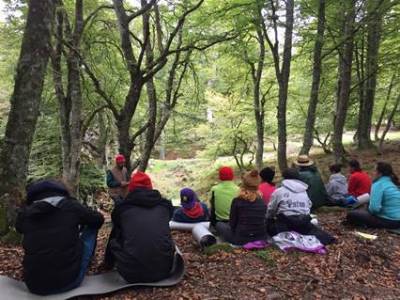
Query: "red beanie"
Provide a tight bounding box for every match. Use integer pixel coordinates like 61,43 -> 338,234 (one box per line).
129,171 -> 153,191
219,166 -> 234,181
115,154 -> 126,164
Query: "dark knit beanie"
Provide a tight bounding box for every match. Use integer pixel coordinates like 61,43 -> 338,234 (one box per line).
259,167 -> 275,184
241,170 -> 261,191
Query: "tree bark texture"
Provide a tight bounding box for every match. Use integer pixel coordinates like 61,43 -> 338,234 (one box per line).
52,0 -> 84,196
300,0 -> 326,155
251,21 -> 266,170
0,0 -> 56,234
333,0 -> 356,163
357,0 -> 384,149
277,0 -> 294,171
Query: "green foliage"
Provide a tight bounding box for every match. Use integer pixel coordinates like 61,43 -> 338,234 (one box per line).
28,113 -> 62,182
79,162 -> 105,200
1,0 -> 400,203
203,243 -> 234,256
254,248 -> 276,266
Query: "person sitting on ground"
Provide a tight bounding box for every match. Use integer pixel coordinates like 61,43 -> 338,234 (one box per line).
258,166 -> 276,205
209,166 -> 240,226
104,171 -> 175,283
172,188 -> 209,223
15,179 -> 104,295
294,155 -> 330,209
266,168 -> 335,245
106,154 -> 130,203
346,162 -> 400,229
326,163 -> 348,206
347,159 -> 372,198
216,170 -> 267,245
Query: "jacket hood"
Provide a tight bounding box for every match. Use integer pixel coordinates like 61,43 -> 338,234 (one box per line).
330,173 -> 347,185
26,180 -> 70,205
123,188 -> 164,208
282,179 -> 308,193
23,196 -> 65,218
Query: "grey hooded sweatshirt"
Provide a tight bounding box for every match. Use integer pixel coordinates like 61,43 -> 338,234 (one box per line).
267,179 -> 312,218
326,173 -> 348,202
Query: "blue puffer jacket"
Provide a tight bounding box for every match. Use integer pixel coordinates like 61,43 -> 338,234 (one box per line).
369,176 -> 400,220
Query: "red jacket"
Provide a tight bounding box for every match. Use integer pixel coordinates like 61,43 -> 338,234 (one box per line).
348,171 -> 372,197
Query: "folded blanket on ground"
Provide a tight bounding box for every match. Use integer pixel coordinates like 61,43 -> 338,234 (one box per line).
271,231 -> 326,254
0,247 -> 185,300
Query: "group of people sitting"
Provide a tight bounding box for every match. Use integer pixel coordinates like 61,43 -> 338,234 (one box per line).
17,168 -> 175,295
169,162 -> 335,246
15,154 -> 400,295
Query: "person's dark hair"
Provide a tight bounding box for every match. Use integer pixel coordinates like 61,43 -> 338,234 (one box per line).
376,162 -> 400,186
348,159 -> 361,172
259,167 -> 275,184
329,163 -> 342,174
282,168 -> 300,180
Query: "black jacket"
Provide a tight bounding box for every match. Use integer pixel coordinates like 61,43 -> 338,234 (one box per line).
108,188 -> 175,283
15,192 -> 104,295
229,196 -> 267,244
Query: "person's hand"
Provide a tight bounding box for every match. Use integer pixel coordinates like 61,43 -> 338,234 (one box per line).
121,181 -> 129,187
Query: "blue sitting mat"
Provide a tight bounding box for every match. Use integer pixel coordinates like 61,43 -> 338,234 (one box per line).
0,247 -> 184,300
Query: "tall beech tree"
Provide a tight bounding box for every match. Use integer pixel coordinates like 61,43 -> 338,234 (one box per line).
300,0 -> 326,155
0,0 -> 56,235
90,0 -> 233,171
333,0 -> 356,162
262,0 -> 295,171
357,0 -> 385,149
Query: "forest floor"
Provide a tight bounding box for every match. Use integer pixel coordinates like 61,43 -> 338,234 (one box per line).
1,143 -> 400,299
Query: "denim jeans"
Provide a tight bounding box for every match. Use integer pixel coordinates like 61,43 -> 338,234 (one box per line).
53,227 -> 98,294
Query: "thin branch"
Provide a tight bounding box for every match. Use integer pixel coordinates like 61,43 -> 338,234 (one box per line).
81,105 -> 109,137
127,0 -> 157,23
82,5 -> 114,31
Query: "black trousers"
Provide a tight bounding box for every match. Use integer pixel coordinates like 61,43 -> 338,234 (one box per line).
347,209 -> 400,229
215,222 -> 266,246
267,214 -> 336,245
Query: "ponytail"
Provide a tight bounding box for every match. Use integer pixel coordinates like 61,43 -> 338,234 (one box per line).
376,162 -> 400,187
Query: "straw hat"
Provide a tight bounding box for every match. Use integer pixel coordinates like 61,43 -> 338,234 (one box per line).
294,155 -> 314,167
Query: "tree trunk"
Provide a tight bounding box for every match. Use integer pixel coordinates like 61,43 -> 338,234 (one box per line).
138,80 -> 157,172
96,113 -> 109,167
354,33 -> 365,144
0,0 -> 56,235
358,0 -> 383,149
333,0 -> 356,163
138,2 -> 157,172
300,0 -> 326,155
375,73 -> 395,141
52,0 -> 84,196
252,23 -> 265,170
379,94 -> 400,153
277,0 -> 294,171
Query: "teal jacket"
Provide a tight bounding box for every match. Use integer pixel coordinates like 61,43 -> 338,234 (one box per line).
369,176 -> 400,220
